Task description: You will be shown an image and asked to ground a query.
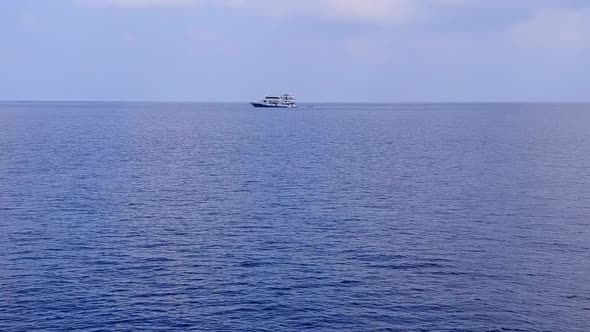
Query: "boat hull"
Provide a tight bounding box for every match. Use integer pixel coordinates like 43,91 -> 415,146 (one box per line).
251,102 -> 296,108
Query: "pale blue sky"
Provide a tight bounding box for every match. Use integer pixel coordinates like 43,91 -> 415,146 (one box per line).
1,0 -> 590,102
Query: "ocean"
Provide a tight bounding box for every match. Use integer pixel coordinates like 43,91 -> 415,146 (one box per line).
0,102 -> 589,331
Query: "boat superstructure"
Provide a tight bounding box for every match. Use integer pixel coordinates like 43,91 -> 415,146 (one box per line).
251,94 -> 297,108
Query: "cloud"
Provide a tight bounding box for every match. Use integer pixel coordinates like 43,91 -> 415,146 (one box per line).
74,0 -> 436,25
296,0 -> 416,25
512,7 -> 590,49
76,0 -> 204,7
231,0 -> 466,25
77,0 -> 590,29
75,0 -> 251,8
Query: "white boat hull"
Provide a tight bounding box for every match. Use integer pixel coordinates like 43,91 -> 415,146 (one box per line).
251,102 -> 296,108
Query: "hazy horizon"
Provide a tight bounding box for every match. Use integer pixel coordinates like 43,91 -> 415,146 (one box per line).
2,100 -> 590,104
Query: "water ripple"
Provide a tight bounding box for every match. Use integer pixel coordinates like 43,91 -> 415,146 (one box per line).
0,102 -> 589,331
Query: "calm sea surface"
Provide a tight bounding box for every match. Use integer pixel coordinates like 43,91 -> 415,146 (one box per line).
0,102 -> 589,331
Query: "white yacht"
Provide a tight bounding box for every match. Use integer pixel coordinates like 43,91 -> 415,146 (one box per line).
251,94 -> 297,108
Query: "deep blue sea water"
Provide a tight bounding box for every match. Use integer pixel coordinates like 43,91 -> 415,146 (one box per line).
0,102 -> 589,331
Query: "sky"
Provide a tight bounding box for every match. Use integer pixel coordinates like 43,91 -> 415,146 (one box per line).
1,0 -> 590,102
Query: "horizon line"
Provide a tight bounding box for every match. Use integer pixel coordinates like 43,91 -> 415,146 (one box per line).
2,100 -> 590,104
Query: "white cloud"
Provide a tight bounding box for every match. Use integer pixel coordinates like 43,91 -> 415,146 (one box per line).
76,0 -> 251,8
75,0 -> 435,25
512,8 -> 590,49
302,0 -> 416,25
76,0 -> 204,7
78,0 -> 589,30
